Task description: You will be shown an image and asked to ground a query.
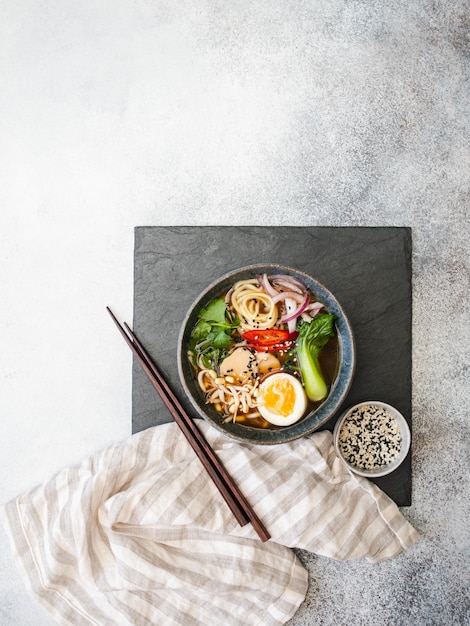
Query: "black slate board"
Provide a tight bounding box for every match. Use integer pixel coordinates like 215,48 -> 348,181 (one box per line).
132,226 -> 412,506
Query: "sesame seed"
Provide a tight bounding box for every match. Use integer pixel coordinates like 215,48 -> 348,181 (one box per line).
338,405 -> 402,470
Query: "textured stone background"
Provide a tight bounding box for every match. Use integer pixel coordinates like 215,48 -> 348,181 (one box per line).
0,1 -> 468,624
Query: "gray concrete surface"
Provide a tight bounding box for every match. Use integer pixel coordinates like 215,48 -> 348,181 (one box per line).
1,1 -> 468,624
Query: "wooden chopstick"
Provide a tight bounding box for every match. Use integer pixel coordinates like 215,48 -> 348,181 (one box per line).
122,321 -> 249,529
106,307 -> 271,542
106,307 -> 248,527
121,321 -> 251,526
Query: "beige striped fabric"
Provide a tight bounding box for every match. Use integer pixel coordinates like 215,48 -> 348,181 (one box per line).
1,421 -> 418,626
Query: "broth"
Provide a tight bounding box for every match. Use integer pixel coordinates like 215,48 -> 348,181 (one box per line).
189,274 -> 340,429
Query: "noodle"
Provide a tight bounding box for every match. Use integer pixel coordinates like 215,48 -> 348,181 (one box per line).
197,365 -> 260,423
230,279 -> 279,331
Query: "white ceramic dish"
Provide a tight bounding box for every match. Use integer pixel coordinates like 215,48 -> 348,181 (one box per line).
333,400 -> 411,477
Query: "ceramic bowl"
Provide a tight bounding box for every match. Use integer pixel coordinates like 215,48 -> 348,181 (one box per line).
177,264 -> 355,444
333,401 -> 411,477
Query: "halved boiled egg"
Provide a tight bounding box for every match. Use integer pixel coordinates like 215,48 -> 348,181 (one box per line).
257,372 -> 307,426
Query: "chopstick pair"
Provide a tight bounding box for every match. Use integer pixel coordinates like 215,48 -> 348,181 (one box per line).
106,307 -> 271,543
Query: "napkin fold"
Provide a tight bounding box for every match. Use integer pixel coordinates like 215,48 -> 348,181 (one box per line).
1,421 -> 418,626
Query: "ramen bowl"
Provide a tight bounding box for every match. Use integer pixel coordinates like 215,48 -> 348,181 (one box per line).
177,264 -> 355,444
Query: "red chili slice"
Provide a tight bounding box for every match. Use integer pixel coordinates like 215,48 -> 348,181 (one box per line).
241,329 -> 298,352
248,339 -> 297,352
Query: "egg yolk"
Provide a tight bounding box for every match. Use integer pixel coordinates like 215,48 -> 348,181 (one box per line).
262,378 -> 296,417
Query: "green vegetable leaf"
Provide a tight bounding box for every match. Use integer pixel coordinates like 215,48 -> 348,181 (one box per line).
190,319 -> 212,341
299,313 -> 335,349
212,329 -> 234,348
198,298 -> 227,324
189,297 -> 240,368
296,313 -> 336,402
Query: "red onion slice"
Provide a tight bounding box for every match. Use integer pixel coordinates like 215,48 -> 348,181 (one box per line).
271,278 -> 304,294
281,293 -> 310,323
270,274 -> 307,290
258,273 -> 278,297
271,290 -> 305,304
282,298 -> 298,334
305,301 -> 324,316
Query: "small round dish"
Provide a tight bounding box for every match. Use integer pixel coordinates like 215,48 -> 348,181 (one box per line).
177,264 -> 355,445
333,401 -> 411,477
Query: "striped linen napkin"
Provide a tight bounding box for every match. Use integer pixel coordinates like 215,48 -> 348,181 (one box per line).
1,421 -> 418,626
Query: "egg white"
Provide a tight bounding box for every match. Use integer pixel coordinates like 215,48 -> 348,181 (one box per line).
257,372 -> 307,426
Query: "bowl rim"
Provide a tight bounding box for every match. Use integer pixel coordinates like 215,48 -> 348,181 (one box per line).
177,263 -> 356,444
333,400 -> 411,477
